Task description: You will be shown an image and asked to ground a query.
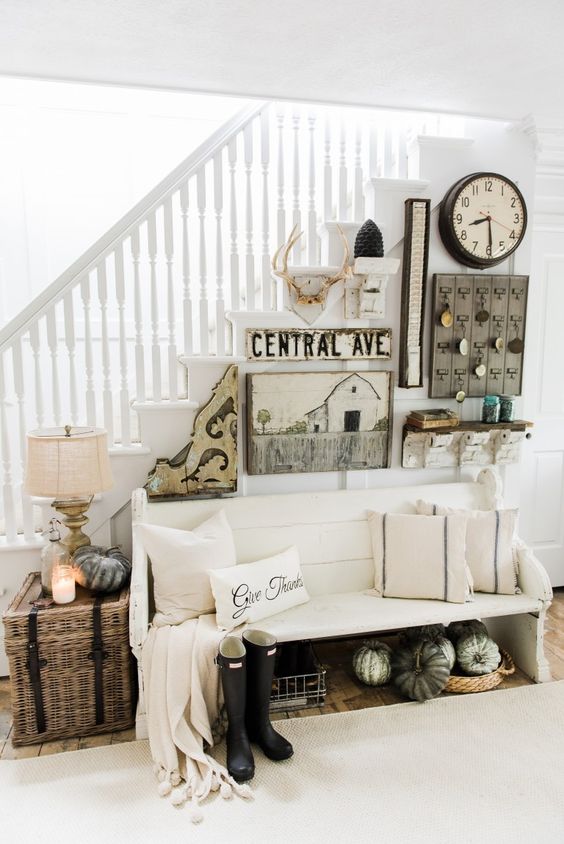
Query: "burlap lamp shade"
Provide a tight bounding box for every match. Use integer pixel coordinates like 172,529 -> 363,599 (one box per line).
25,427 -> 113,553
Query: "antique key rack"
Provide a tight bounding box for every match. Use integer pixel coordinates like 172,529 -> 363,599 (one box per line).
429,274 -> 528,399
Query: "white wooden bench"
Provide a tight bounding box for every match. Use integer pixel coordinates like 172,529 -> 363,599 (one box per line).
130,468 -> 553,738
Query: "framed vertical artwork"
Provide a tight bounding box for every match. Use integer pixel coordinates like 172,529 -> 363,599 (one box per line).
246,371 -> 393,475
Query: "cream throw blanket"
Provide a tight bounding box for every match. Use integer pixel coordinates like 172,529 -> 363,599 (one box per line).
142,614 -> 252,822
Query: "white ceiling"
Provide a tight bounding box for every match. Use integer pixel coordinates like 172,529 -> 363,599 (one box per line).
1,0 -> 563,123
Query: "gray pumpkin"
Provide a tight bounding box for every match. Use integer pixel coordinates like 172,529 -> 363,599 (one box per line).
401,624 -> 446,644
72,545 -> 131,593
456,633 -> 500,676
446,619 -> 489,644
392,641 -> 450,702
352,640 -> 392,687
434,635 -> 456,670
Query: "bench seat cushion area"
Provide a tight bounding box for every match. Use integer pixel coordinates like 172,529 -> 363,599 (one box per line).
256,590 -> 544,643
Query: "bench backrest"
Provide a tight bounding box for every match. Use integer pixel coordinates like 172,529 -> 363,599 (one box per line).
133,472 -> 497,597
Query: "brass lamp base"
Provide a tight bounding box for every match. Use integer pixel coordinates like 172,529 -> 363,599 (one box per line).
52,496 -> 93,556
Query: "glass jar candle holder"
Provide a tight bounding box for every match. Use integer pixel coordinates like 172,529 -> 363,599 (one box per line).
499,395 -> 516,423
482,395 -> 500,424
51,564 -> 76,605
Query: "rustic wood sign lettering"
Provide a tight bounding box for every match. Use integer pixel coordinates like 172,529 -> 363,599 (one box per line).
245,328 -> 391,361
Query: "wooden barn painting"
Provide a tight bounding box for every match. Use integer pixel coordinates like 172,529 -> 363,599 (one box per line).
247,371 -> 393,475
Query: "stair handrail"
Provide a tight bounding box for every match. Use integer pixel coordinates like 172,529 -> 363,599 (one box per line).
0,100 -> 269,352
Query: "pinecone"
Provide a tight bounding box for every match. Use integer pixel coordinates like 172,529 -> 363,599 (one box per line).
354,219 -> 384,258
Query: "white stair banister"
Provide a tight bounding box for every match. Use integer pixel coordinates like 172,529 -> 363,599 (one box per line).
324,113 -> 333,219
354,120 -> 364,221
46,306 -> 61,427
276,107 -> 286,251
63,290 -> 79,427
261,109 -> 272,311
307,111 -> 318,264
147,211 -> 161,401
28,323 -> 44,429
97,260 -> 114,444
163,196 -> 178,399
197,168 -> 209,355
228,136 -> 240,313
114,241 -> 132,445
214,152 -> 226,355
179,180 -> 193,357
80,275 -> 97,426
12,338 -> 35,542
131,228 -> 146,402
244,121 -> 255,311
338,119 -> 348,220
0,352 -> 16,543
291,108 -> 301,262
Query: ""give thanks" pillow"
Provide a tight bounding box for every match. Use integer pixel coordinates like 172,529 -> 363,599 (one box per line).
209,546 -> 310,631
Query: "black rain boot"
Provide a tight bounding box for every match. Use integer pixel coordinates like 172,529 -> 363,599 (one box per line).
217,636 -> 255,782
243,629 -> 294,762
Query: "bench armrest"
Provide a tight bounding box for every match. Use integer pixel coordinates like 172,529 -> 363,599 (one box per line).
129,488 -> 150,655
515,537 -> 553,605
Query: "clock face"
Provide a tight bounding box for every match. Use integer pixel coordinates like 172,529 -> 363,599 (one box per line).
439,173 -> 527,269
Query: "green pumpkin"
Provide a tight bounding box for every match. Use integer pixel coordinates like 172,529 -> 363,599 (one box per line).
352,640 -> 392,686
401,624 -> 446,644
72,545 -> 131,593
446,619 -> 489,644
434,636 -> 456,670
456,633 -> 500,676
392,641 -> 450,702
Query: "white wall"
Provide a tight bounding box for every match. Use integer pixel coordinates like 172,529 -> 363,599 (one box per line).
0,78 -> 249,324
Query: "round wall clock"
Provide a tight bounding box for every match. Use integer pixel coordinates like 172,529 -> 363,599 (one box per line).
439,172 -> 527,269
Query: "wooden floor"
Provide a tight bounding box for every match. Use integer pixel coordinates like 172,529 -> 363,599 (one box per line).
2,589 -> 563,758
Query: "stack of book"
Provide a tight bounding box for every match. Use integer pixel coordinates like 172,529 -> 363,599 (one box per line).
405,409 -> 459,429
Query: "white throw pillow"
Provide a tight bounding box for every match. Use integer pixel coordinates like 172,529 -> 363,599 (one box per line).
137,510 -> 236,626
367,511 -> 472,603
415,500 -> 518,594
210,546 -> 310,631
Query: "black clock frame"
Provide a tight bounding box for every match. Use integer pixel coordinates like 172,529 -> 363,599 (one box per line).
438,172 -> 528,270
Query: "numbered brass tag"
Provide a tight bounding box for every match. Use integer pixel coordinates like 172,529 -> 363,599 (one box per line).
457,337 -> 469,356
440,304 -> 453,327
474,363 -> 486,378
507,335 -> 524,354
455,389 -> 466,402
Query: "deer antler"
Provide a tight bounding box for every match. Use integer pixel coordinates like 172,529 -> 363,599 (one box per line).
271,224 -> 304,294
271,224 -> 351,305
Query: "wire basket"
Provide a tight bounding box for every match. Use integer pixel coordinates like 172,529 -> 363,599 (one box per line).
270,644 -> 327,711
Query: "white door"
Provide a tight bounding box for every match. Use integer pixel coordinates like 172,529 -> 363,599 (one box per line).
519,127 -> 564,586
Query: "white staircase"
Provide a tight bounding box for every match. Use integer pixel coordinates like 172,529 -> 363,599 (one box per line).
0,96 -> 476,672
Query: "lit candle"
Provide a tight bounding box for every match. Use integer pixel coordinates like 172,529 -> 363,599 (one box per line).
52,565 -> 76,604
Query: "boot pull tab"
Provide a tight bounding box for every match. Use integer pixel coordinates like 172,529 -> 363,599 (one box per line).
267,648 -> 276,656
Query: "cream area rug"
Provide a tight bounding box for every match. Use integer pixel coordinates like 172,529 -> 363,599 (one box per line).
2,682 -> 564,844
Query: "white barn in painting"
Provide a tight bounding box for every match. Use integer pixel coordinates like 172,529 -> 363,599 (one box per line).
305,374 -> 380,433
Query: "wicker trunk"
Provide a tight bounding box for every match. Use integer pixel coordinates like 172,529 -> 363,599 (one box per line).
3,572 -> 136,745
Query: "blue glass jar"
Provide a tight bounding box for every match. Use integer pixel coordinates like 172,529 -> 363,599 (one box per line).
499,395 -> 516,423
482,395 -> 500,424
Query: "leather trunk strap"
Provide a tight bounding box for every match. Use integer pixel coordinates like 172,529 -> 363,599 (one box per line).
89,596 -> 108,725
27,606 -> 47,734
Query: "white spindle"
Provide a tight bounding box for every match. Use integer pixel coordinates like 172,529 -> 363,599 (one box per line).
307,112 -> 318,264
397,118 -> 408,179
114,242 -> 131,445
80,277 -> 96,426
63,291 -> 78,426
324,114 -> 333,220
28,323 -> 44,428
147,212 -> 162,400
131,228 -> 146,402
97,261 -> 114,443
179,181 -> 193,356
12,338 -> 35,541
353,121 -> 364,221
197,169 -> 209,355
291,109 -> 301,262
46,306 -> 61,426
163,197 -> 178,399
228,138 -> 240,312
214,152 -> 226,355
383,125 -> 393,178
0,352 -> 16,542
244,122 -> 255,310
276,107 -> 286,248
260,109 -> 272,311
338,120 -> 348,220
368,118 -> 379,179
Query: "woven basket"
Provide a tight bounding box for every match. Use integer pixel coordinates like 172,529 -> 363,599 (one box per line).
445,648 -> 515,694
3,572 -> 136,745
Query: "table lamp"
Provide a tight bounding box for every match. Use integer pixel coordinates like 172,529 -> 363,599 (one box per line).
25,426 -> 113,555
